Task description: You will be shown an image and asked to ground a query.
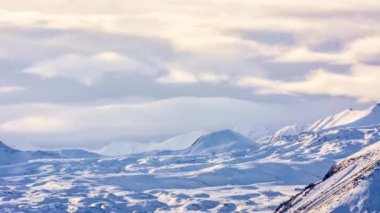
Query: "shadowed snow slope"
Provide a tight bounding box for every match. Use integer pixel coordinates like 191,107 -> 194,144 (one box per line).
0,141 -> 100,165
272,124 -> 305,139
2,105 -> 380,212
272,103 -> 380,139
1,123 -> 380,212
97,131 -> 204,156
276,141 -> 380,213
97,141 -> 157,156
307,103 -> 380,132
181,129 -> 258,155
157,131 -> 205,151
234,122 -> 272,141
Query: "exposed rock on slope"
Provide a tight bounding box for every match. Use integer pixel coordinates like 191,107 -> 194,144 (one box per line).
276,141 -> 380,213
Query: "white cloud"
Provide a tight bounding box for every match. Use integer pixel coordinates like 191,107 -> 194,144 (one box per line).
1,1 -> 379,58
275,36 -> 380,64
0,0 -> 379,149
235,64 -> 380,102
0,86 -> 25,94
94,51 -> 125,62
0,116 -> 70,133
23,52 -> 153,85
156,70 -> 198,84
156,70 -> 229,84
1,1 -> 380,84
274,47 -> 339,63
0,97 -> 269,142
0,97 -> 343,148
343,36 -> 380,63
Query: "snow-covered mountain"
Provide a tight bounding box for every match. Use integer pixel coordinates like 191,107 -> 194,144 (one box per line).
271,124 -> 305,140
0,141 -> 100,165
97,131 -> 204,156
97,141 -> 157,156
0,104 -> 380,212
276,140 -> 380,213
306,103 -> 380,132
181,129 -> 258,155
156,131 -> 205,151
272,104 -> 380,140
234,122 -> 272,141
96,104 -> 380,157
97,129 -> 255,156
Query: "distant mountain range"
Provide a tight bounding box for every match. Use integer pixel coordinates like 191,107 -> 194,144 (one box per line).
0,103 -> 379,212
0,141 -> 100,165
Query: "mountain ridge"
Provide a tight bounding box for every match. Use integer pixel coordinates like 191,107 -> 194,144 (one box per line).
0,141 -> 101,165
181,129 -> 258,155
276,140 -> 380,213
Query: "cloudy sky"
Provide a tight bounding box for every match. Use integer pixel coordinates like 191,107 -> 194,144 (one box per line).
0,0 -> 379,149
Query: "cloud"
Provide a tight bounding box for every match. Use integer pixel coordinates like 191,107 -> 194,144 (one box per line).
2,1 -> 380,83
274,36 -> 380,64
156,70 -> 229,84
0,96 -> 349,148
0,0 -> 379,149
235,64 -> 380,102
22,52 -> 155,85
0,116 -> 70,133
0,97 -> 271,147
0,97 -> 265,136
1,1 -> 379,57
0,86 -> 25,94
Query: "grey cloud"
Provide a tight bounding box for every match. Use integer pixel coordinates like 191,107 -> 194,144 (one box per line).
240,30 -> 296,46
0,96 -> 367,149
0,1 -> 378,150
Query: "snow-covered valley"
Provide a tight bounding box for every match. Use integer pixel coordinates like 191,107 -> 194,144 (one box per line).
1,104 -> 380,212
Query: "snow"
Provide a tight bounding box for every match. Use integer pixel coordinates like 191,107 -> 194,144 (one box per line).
180,129 -> 258,155
307,103 -> 380,132
97,131 -> 204,156
0,149 -> 305,212
272,124 -> 304,139
97,141 -> 157,156
0,141 -> 100,165
0,104 -> 380,212
155,131 -> 205,151
276,140 -> 380,213
234,122 -> 272,141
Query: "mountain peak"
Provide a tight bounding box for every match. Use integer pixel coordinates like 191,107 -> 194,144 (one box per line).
185,129 -> 258,155
306,104 -> 380,132
191,129 -> 244,146
370,103 -> 380,112
0,141 -> 15,150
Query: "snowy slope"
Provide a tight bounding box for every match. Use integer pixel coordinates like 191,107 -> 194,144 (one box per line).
234,122 -> 272,141
181,129 -> 259,155
98,104 -> 380,157
271,104 -> 380,139
0,141 -> 100,165
98,130 -> 255,156
276,141 -> 380,213
97,141 -> 158,156
156,131 -> 204,151
55,149 -> 101,158
1,104 -> 380,212
267,125 -> 380,162
97,131 -> 204,156
272,124 -> 305,139
306,104 -> 380,132
0,124 -> 379,212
